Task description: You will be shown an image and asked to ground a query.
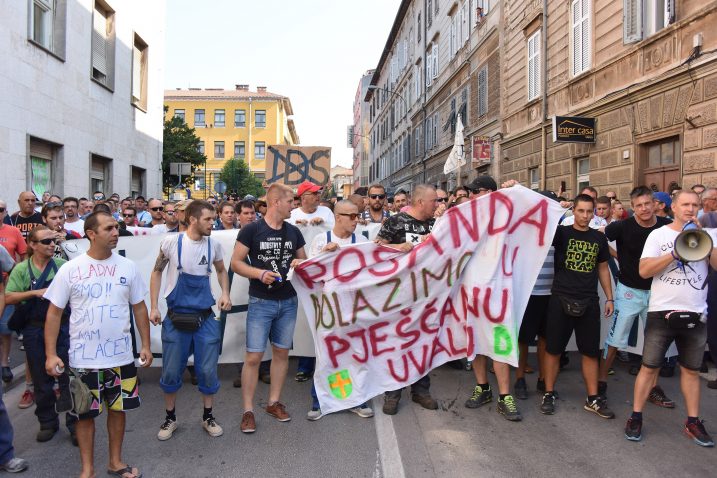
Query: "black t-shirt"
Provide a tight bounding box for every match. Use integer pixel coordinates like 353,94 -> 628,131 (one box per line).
4,212 -> 43,239
551,225 -> 610,299
605,216 -> 672,290
236,219 -> 306,300
377,212 -> 434,245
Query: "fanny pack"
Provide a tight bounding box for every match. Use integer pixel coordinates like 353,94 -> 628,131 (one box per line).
168,309 -> 211,332
55,369 -> 93,416
558,295 -> 592,317
664,310 -> 703,330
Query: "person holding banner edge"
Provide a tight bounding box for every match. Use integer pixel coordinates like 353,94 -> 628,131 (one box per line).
375,184 -> 439,415
149,200 -> 232,441
231,183 -> 307,433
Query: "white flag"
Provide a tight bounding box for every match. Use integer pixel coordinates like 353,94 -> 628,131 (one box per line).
443,114 -> 466,174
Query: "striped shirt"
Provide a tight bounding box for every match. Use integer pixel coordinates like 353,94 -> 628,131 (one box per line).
532,247 -> 555,296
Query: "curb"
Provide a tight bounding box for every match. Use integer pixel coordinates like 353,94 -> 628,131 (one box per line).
1,363 -> 27,394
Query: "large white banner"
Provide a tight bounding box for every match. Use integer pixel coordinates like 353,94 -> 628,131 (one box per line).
292,186 -> 564,414
61,223 -> 382,364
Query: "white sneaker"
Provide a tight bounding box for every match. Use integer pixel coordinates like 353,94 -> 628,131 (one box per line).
307,408 -> 324,421
350,405 -> 374,418
157,418 -> 177,441
202,417 -> 223,437
0,457 -> 28,473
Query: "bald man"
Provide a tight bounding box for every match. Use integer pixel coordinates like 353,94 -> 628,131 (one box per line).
4,192 -> 43,239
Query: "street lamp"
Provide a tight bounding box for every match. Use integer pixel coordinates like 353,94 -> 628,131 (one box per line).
367,85 -> 409,184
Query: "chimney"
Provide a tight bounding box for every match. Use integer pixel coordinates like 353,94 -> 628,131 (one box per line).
257,86 -> 267,93
235,84 -> 249,91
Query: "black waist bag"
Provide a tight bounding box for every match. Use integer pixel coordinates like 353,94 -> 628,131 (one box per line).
168,309 -> 210,332
558,295 -> 592,317
665,310 -> 703,329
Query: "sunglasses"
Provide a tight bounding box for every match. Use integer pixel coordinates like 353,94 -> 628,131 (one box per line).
165,211 -> 175,215
436,197 -> 447,203
150,207 -> 164,212
44,202 -> 63,208
123,213 -> 135,218
338,213 -> 360,220
369,194 -> 386,200
34,238 -> 56,245
0,208 -> 5,213
93,196 -> 104,201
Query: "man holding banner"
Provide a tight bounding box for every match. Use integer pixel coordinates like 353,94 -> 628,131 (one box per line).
231,183 -> 307,433
376,184 -> 439,415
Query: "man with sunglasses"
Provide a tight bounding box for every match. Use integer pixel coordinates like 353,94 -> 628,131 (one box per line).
376,184 -> 439,415
121,207 -> 138,227
305,200 -> 373,420
144,199 -> 165,228
361,184 -> 390,224
62,197 -> 84,237
41,203 -> 81,260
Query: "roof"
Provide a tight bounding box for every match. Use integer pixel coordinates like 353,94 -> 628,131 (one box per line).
165,88 -> 294,115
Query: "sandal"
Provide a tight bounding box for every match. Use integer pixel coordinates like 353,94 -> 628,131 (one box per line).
107,465 -> 142,478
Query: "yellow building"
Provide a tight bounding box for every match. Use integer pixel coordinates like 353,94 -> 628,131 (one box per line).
164,85 -> 299,198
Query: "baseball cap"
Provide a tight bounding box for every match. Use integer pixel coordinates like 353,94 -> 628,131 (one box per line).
653,191 -> 671,209
297,181 -> 321,196
538,190 -> 559,202
467,175 -> 498,192
243,194 -> 257,202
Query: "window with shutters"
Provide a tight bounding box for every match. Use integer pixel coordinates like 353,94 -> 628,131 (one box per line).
417,13 -> 422,44
255,141 -> 266,159
29,0 -> 67,58
435,0 -> 440,14
214,109 -> 225,127
426,45 -> 433,87
432,43 -> 439,79
433,112 -> 439,147
214,141 -> 225,159
415,126 -> 422,157
235,109 -> 246,127
527,30 -> 541,101
91,1 -> 115,90
427,0 -> 433,27
255,110 -> 266,128
234,141 -> 245,158
475,0 -> 491,25
195,109 -> 205,127
529,167 -> 540,190
461,1 -> 470,43
478,66 -> 488,116
425,115 -> 433,150
197,141 -> 204,155
414,63 -> 422,100
571,0 -> 591,77
450,13 -> 457,58
576,157 -> 590,192
29,137 -> 59,198
90,154 -> 112,195
625,0 -> 674,40
174,109 -> 185,122
130,166 -> 145,197
131,33 -> 148,110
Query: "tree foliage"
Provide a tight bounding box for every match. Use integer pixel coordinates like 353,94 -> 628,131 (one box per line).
162,108 -> 206,192
219,158 -> 265,198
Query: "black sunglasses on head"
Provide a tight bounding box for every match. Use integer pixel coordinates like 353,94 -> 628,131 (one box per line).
35,238 -> 56,245
150,207 -> 164,211
369,194 -> 386,200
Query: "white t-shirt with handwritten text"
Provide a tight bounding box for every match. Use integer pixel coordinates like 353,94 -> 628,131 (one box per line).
641,226 -> 716,314
159,234 -> 224,298
289,206 -> 335,228
44,253 -> 148,369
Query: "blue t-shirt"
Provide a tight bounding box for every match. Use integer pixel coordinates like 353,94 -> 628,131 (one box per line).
236,219 -> 305,300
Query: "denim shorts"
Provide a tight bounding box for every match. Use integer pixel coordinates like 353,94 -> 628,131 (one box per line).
246,296 -> 298,353
603,283 -> 650,351
0,305 -> 14,335
642,311 -> 707,371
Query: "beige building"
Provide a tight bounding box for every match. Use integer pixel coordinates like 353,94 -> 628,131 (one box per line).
501,1 -> 717,199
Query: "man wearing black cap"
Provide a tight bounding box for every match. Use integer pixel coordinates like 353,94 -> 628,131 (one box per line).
461,176 -> 523,421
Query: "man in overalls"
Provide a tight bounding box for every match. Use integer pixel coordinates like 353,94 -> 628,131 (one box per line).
149,201 -> 232,441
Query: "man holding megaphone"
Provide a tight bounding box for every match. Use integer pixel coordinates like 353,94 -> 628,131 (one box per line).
625,190 -> 717,447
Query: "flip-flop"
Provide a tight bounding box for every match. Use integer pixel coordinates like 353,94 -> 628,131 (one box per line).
107,465 -> 142,478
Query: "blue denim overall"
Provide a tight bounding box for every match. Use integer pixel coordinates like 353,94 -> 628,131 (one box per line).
160,234 -> 222,395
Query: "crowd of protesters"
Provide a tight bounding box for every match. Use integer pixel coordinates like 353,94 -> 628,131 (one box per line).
1,179 -> 716,476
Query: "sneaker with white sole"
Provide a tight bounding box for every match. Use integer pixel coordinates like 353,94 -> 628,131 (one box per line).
202,417 -> 223,437
350,405 -> 374,418
0,457 -> 28,473
157,418 -> 177,441
307,408 -> 324,421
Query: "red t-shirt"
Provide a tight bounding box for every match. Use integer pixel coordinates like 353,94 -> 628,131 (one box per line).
0,224 -> 27,260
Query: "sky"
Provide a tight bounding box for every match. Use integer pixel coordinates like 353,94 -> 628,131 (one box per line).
164,0 -> 402,169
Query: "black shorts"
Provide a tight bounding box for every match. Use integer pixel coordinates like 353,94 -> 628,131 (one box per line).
519,295 -> 551,344
544,295 -> 601,358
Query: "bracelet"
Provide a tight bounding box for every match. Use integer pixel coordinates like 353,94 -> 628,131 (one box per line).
260,270 -> 268,282
606,299 -> 614,303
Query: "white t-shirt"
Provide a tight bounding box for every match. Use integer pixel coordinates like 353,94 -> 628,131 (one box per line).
44,252 -> 148,369
159,233 -> 224,298
309,229 -> 368,258
289,206 -> 335,228
641,226 -> 716,313
64,219 -> 85,236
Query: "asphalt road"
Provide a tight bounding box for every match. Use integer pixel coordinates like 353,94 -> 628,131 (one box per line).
2,355 -> 717,477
